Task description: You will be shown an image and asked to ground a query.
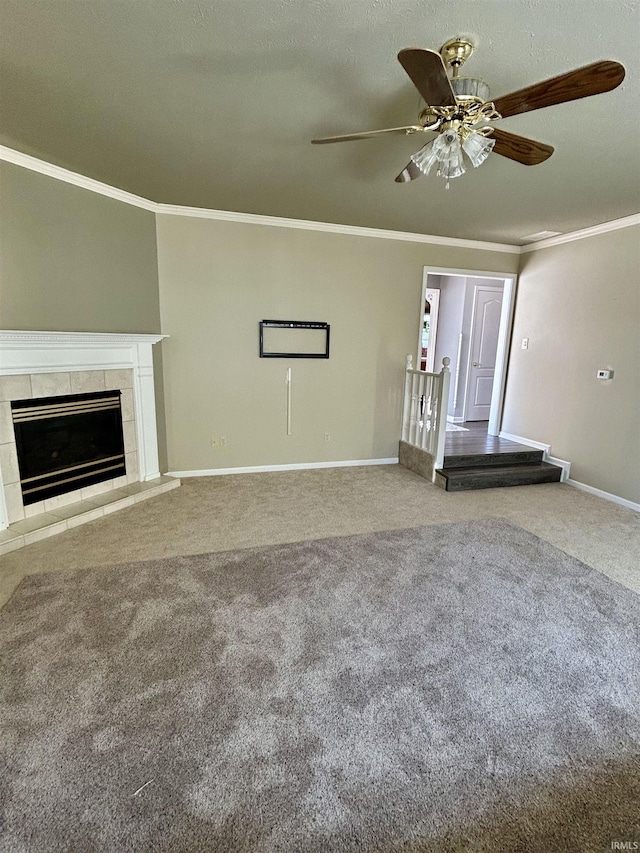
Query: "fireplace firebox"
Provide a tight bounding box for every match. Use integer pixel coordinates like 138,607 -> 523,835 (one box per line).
11,390 -> 127,505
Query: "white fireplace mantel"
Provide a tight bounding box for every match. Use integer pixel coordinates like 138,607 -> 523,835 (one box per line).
0,330 -> 166,530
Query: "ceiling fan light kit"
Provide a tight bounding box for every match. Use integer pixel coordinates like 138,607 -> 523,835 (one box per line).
311,36 -> 625,188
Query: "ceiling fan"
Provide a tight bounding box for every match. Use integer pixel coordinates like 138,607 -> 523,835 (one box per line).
311,38 -> 625,185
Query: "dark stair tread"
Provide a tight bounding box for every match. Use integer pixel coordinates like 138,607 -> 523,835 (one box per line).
436,461 -> 563,492
443,449 -> 543,469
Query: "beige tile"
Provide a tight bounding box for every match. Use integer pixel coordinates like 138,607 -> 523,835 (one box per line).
81,480 -> 114,500
104,369 -> 133,390
0,536 -> 25,556
133,488 -> 161,503
122,420 -> 137,454
44,488 -> 84,512
0,527 -> 23,545
30,372 -> 72,398
47,499 -> 99,521
120,388 -> 135,421
111,475 -> 128,490
8,512 -> 62,535
128,480 -> 157,495
102,496 -> 135,515
24,520 -> 68,546
66,507 -> 105,528
0,443 -> 20,484
84,487 -> 132,508
0,402 -> 15,444
70,370 -> 106,394
24,500 -> 46,518
0,374 -> 31,402
4,483 -> 25,523
155,475 -> 180,487
125,452 -> 139,483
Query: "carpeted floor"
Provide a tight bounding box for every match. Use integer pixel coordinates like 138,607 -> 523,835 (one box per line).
1,518 -> 638,852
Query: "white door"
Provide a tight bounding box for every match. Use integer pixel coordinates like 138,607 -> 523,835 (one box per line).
465,285 -> 503,421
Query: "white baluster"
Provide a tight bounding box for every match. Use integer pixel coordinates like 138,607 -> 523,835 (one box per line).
419,372 -> 428,448
433,357 -> 451,472
409,372 -> 418,445
401,354 -> 413,441
425,375 -> 433,450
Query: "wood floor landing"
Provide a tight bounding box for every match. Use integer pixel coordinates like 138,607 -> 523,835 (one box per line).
444,421 -> 530,457
438,422 -> 563,492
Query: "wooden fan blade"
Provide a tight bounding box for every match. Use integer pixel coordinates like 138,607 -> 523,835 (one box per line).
395,160 -> 423,182
493,61 -> 625,119
489,128 -> 554,165
312,125 -> 423,144
397,48 -> 457,107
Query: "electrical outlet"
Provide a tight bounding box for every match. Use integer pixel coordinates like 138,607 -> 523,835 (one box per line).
211,436 -> 220,448
324,432 -> 330,442
521,338 -> 529,350
220,436 -> 227,447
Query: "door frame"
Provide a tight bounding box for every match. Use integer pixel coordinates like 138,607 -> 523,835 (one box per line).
419,266 -> 518,436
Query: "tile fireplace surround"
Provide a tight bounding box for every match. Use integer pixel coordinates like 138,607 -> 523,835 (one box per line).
0,331 -> 178,551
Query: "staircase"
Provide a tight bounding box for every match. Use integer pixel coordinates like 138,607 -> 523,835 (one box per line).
434,447 -> 563,492
398,354 -> 566,492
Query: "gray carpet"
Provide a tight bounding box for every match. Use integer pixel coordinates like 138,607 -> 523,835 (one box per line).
1,519 -> 638,852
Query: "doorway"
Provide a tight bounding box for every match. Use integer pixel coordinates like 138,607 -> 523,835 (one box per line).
417,267 -> 517,436
420,288 -> 440,372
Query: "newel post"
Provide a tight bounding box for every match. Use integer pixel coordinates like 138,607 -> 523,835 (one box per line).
401,354 -> 413,442
433,357 -> 451,473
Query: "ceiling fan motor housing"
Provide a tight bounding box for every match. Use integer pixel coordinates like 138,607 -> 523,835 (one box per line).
451,76 -> 491,104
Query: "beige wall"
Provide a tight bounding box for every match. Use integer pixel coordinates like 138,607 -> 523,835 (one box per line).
0,161 -> 168,470
156,214 -> 518,472
0,162 -> 160,334
502,225 -> 640,503
6,158 -> 636,500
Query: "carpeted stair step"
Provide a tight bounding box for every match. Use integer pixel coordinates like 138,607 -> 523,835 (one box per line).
435,461 -> 563,492
442,449 -> 544,469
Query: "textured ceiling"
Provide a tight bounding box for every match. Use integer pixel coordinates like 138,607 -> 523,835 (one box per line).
1,0 -> 638,243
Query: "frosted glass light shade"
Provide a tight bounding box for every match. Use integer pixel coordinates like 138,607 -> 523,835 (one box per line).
433,130 -> 466,179
411,129 -> 466,180
410,141 -> 440,175
461,130 -> 496,167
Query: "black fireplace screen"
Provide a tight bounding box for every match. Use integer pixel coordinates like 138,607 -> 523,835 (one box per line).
11,390 -> 127,505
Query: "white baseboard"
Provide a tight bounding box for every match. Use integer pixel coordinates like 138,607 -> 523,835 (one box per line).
498,430 -> 550,452
167,457 -> 399,478
447,416 -> 465,424
498,431 -> 571,482
545,455 -> 571,482
566,479 -> 640,513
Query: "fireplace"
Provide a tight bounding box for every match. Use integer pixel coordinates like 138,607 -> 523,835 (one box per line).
0,330 -> 166,531
12,390 -> 127,505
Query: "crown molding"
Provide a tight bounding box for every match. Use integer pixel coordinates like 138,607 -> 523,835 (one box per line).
0,145 -> 157,212
521,213 -> 640,252
153,203 -> 521,253
0,144 -> 518,253
1,144 -> 637,254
